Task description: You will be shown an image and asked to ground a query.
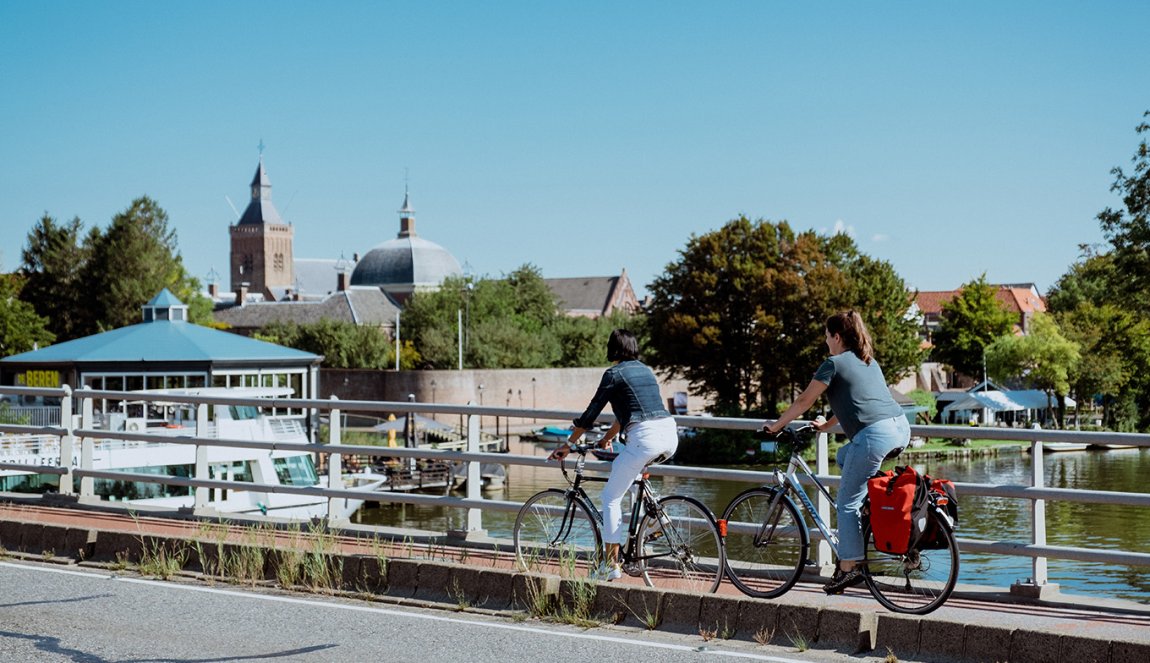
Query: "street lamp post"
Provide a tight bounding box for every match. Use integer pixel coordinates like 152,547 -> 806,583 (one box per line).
478,383 -> 485,433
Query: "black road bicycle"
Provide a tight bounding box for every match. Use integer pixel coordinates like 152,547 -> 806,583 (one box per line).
513,443 -> 725,593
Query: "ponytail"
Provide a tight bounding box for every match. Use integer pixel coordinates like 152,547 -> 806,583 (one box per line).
826,310 -> 874,364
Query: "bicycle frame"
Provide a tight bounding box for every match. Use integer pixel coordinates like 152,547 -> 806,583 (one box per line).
560,447 -> 666,567
767,452 -> 841,553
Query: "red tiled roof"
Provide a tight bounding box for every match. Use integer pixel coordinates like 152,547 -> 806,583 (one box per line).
914,286 -> 1046,316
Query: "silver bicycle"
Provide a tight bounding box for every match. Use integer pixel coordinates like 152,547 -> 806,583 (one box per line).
721,424 -> 959,614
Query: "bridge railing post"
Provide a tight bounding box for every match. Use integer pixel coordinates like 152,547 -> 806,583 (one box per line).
815,430 -> 832,572
194,403 -> 210,512
78,387 -> 95,501
1011,438 -> 1058,598
327,396 -> 343,522
58,385 -> 75,496
462,402 -> 485,536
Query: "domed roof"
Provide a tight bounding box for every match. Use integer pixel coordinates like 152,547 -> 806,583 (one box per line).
350,235 -> 462,289
349,190 -> 462,296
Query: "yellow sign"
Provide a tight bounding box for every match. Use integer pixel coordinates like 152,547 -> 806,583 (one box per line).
20,370 -> 60,388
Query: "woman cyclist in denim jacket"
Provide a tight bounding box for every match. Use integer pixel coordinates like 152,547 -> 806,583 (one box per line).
550,329 -> 678,580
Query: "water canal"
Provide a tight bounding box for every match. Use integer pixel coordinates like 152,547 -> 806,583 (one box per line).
353,438 -> 1150,603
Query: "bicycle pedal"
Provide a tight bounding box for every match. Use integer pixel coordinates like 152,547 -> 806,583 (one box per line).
622,562 -> 644,577
644,531 -> 664,544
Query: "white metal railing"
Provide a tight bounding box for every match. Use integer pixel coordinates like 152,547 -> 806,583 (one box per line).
1,384 -> 1149,595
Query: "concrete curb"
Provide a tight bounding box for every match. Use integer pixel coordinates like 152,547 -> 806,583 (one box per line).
2,513 -> 1148,663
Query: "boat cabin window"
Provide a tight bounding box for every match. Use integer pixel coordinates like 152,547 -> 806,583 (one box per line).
227,405 -> 261,421
274,455 -> 318,486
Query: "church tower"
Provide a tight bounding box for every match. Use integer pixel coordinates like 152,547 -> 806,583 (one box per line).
229,156 -> 294,300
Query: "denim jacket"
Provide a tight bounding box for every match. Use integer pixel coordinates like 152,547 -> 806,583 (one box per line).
573,360 -> 671,430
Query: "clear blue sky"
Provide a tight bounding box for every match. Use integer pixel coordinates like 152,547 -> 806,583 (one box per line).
2,2 -> 1148,298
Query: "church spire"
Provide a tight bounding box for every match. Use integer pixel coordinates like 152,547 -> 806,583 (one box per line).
398,182 -> 416,238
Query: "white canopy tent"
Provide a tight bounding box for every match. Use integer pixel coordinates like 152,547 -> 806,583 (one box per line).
941,388 -> 1075,425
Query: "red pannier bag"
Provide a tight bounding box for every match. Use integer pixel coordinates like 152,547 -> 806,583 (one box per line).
867,465 -> 922,554
916,477 -> 959,549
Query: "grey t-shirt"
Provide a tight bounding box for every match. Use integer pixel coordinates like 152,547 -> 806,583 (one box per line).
812,352 -> 904,439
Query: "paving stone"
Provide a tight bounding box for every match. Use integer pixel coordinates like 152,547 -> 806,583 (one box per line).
1110,640 -> 1150,663
589,583 -> 630,625
509,572 -> 559,612
0,520 -> 26,551
913,616 -> 964,662
735,599 -> 780,645
818,606 -> 876,653
468,568 -> 516,611
412,559 -> 456,603
616,585 -> 664,630
776,603 -> 819,648
963,623 -> 1014,663
875,613 -> 920,656
659,590 -> 703,635
1058,635 -> 1109,663
385,558 -> 419,599
92,530 -> 142,562
1009,627 -> 1060,663
698,594 -> 742,639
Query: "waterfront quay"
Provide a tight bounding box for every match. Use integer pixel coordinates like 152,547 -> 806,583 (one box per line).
0,501 -> 1146,663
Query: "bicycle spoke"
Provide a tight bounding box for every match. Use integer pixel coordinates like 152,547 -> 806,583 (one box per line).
637,496 -> 723,594
721,488 -> 808,599
863,509 -> 959,615
514,490 -> 601,578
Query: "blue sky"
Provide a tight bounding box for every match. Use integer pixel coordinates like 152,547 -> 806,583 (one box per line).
2,2 -> 1148,298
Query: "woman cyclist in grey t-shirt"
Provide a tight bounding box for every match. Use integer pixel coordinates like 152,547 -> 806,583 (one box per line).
763,311 -> 910,595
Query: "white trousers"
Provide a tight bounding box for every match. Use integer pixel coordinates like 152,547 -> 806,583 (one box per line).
601,417 -> 679,545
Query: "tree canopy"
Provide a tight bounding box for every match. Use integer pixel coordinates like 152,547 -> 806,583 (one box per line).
258,319 -> 415,369
1047,110 -> 1150,430
18,198 -> 213,342
645,217 -> 923,415
0,271 -> 55,357
402,264 -> 632,369
931,274 -> 1015,380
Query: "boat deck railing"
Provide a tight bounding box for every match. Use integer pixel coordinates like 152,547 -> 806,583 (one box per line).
2,384 -> 1150,597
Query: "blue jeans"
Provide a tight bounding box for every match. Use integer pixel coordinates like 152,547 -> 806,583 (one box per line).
835,415 -> 910,561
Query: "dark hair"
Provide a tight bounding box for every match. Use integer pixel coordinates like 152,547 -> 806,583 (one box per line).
606,328 -> 640,362
825,311 -> 874,364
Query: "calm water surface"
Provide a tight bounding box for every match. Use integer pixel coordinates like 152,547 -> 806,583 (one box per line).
354,439 -> 1150,604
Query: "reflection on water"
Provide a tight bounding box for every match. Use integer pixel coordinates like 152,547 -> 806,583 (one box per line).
354,440 -> 1150,603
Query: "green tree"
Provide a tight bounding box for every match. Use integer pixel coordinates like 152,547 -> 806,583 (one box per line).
81,196 -> 200,332
0,271 -> 55,357
1098,111 -> 1150,309
19,214 -> 90,341
646,217 -> 921,414
259,319 -> 409,369
907,389 -> 938,423
985,313 -> 1080,426
1053,301 -> 1150,429
932,274 -> 1015,380
403,264 -> 593,369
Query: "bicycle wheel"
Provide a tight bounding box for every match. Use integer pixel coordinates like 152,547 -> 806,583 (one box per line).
514,489 -> 602,577
636,495 -> 724,594
863,507 -> 959,615
721,487 -> 809,599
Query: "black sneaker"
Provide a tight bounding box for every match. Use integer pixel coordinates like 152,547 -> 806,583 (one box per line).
824,567 -> 865,595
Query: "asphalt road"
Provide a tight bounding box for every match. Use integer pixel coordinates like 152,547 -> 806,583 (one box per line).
0,560 -> 873,663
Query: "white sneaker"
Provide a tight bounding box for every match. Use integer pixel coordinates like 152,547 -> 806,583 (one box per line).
591,563 -> 623,581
